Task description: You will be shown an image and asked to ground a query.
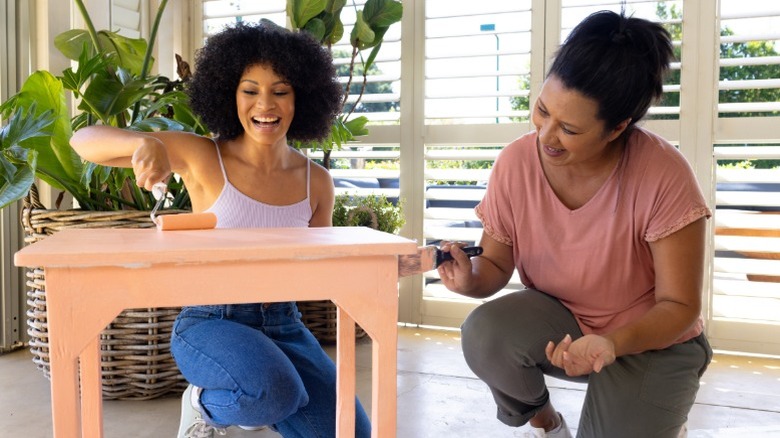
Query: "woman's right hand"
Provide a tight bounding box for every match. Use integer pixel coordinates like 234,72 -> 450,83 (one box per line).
435,232 -> 514,299
131,137 -> 172,191
437,242 -> 476,293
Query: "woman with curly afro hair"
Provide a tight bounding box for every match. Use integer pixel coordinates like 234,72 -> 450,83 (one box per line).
71,20 -> 370,438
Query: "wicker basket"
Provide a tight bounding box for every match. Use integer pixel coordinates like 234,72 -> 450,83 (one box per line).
21,185 -> 188,400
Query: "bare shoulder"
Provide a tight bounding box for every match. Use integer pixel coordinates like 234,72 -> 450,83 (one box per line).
151,131 -> 217,174
306,156 -> 335,207
308,159 -> 334,185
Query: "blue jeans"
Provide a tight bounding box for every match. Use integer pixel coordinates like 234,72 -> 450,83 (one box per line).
170,302 -> 371,438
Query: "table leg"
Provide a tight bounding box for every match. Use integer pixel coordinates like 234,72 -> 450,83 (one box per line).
336,307 -> 357,438
371,310 -> 398,438
80,336 -> 104,437
48,325 -> 83,437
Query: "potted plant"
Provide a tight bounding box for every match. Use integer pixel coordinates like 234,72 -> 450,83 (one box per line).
0,0 -> 203,400
1,1 -> 202,212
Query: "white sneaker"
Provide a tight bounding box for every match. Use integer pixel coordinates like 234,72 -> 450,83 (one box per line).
521,412 -> 573,438
177,384 -> 227,438
239,425 -> 269,431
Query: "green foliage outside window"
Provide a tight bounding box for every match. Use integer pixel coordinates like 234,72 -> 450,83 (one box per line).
332,192 -> 405,234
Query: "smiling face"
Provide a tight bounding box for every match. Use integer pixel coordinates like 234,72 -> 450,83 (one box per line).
531,75 -> 628,169
235,63 -> 295,147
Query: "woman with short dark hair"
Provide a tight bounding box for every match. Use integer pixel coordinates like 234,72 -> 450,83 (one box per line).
438,11 -> 712,438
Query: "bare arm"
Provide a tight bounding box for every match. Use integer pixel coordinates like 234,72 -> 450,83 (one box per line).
437,230 -> 515,299
606,217 -> 706,355
71,125 -> 160,168
308,163 -> 335,227
70,125 -> 201,190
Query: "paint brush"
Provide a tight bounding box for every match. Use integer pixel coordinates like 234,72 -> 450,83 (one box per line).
398,246 -> 483,277
150,182 -> 217,231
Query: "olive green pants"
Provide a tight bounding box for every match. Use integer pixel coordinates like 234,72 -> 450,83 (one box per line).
460,289 -> 712,438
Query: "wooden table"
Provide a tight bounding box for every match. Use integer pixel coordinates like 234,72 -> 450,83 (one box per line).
14,226 -> 417,438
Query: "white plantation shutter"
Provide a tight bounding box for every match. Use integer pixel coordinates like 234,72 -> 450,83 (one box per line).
717,6 -> 780,117
424,1 -> 533,124
709,1 -> 780,355
201,1 -> 287,36
110,0 -> 143,39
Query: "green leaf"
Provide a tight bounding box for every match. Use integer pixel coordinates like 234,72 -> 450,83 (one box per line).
130,117 -> 188,133
54,29 -> 96,60
303,18 -> 327,42
6,72 -> 82,185
363,0 -> 403,27
167,101 -> 208,135
96,31 -> 150,76
80,69 -> 157,123
0,153 -> 15,180
60,49 -> 112,95
290,0 -> 327,29
80,161 -> 100,188
364,42 -> 383,71
0,105 -> 55,149
325,0 -> 347,14
351,11 -> 376,47
0,146 -> 37,209
344,116 -> 369,137
0,160 -> 35,210
356,22 -> 391,51
326,18 -> 345,45
56,29 -> 149,76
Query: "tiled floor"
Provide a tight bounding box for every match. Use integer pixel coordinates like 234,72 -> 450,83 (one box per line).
2,325 -> 780,437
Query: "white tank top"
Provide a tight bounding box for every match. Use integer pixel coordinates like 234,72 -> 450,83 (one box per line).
204,141 -> 313,229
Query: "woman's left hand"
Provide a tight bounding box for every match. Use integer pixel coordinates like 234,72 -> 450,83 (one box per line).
545,334 -> 616,376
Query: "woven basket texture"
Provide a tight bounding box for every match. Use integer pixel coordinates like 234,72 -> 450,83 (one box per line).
21,184 -> 188,400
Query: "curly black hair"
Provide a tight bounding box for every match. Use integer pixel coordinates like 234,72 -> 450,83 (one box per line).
187,20 -> 344,142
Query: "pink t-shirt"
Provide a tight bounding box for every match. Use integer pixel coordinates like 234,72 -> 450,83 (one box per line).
475,128 -> 711,347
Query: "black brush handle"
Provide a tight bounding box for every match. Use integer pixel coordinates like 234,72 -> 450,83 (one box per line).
436,246 -> 483,265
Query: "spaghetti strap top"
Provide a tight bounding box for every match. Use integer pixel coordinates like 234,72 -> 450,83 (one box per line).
204,140 -> 313,228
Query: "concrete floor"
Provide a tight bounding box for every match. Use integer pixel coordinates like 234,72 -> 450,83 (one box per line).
2,325 -> 780,437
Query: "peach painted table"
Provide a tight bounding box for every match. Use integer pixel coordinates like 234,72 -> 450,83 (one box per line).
14,226 -> 417,438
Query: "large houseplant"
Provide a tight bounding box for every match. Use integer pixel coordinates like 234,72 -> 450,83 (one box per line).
1,0 -> 202,212
0,0 -> 203,400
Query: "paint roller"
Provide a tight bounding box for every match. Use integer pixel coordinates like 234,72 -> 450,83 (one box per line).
150,182 -> 217,231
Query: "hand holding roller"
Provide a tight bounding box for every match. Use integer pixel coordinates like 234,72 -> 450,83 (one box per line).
150,182 -> 217,231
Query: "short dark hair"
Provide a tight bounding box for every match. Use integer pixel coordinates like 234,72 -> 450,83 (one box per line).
187,21 -> 343,142
548,10 -> 673,132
